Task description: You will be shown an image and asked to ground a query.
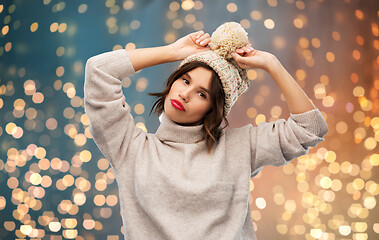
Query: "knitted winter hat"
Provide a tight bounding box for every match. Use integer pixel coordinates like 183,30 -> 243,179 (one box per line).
179,22 -> 250,116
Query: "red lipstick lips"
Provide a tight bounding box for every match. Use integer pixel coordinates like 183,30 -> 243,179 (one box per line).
171,99 -> 185,111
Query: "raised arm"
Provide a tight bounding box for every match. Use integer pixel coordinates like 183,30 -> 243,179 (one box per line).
229,45 -> 328,178
249,108 -> 328,178
126,30 -> 212,71
231,45 -> 316,114
84,30 -> 212,171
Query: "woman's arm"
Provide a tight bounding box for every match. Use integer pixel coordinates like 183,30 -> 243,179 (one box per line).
231,47 -> 328,178
125,46 -> 176,72
231,46 -> 316,114
84,30 -> 212,170
126,30 -> 212,72
266,56 -> 316,114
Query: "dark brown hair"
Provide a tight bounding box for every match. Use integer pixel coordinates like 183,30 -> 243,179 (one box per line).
148,61 -> 229,154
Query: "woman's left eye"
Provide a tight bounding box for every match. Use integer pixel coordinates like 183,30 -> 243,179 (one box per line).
199,92 -> 206,98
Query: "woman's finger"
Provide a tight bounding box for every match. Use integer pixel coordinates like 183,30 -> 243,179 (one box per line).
235,45 -> 253,54
231,52 -> 247,65
196,30 -> 204,38
190,30 -> 202,38
241,46 -> 251,53
235,49 -> 244,54
196,33 -> 210,43
199,37 -> 211,46
244,43 -> 254,51
189,33 -> 197,43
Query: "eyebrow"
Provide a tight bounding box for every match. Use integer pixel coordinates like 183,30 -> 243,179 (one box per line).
183,72 -> 210,95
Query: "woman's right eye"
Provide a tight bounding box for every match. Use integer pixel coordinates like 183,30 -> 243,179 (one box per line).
183,79 -> 189,84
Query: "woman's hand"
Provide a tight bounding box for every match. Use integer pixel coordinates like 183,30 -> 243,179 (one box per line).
169,30 -> 211,61
231,44 -> 277,72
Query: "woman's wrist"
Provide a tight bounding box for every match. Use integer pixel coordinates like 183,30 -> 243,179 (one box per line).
125,45 -> 180,72
166,44 -> 182,62
265,53 -> 281,74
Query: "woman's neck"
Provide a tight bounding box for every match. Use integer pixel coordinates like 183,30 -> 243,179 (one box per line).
173,119 -> 204,126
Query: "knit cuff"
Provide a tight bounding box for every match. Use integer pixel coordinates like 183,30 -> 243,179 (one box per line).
289,108 -> 328,137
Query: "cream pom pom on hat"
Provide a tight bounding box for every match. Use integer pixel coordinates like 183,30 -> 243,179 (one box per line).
179,22 -> 250,116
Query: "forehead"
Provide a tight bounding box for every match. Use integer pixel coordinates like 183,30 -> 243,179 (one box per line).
184,67 -> 213,85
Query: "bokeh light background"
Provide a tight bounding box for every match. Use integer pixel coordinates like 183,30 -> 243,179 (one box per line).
1,0 -> 378,239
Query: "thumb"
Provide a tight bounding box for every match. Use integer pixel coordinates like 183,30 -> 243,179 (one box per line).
231,52 -> 249,69
231,52 -> 245,63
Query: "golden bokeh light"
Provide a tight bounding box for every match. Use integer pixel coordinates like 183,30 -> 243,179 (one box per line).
250,10 -> 262,20
264,19 -> 275,29
182,0 -> 194,11
226,3 -> 238,13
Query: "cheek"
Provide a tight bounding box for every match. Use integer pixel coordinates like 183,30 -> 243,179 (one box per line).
165,95 -> 171,106
197,101 -> 212,111
207,102 -> 213,111
168,83 -> 178,95
172,82 -> 180,90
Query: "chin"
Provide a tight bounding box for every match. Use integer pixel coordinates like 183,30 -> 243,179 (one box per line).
164,101 -> 205,126
167,110 -> 185,123
165,110 -> 196,126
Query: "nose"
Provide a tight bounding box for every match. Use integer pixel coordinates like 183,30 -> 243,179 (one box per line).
179,89 -> 190,102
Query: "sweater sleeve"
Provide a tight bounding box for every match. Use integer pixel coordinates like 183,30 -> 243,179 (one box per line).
250,108 -> 328,178
84,49 -> 144,170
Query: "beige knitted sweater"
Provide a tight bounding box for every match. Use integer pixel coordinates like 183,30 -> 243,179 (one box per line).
83,49 -> 328,240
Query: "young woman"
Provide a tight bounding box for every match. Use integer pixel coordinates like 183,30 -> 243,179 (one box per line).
84,22 -> 328,240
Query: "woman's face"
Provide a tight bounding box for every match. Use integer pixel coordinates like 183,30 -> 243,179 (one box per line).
164,66 -> 213,126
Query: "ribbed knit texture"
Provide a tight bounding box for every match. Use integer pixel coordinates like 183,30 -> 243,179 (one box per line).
83,49 -> 328,240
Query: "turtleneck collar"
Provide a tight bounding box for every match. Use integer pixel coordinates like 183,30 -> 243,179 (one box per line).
155,111 -> 205,144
